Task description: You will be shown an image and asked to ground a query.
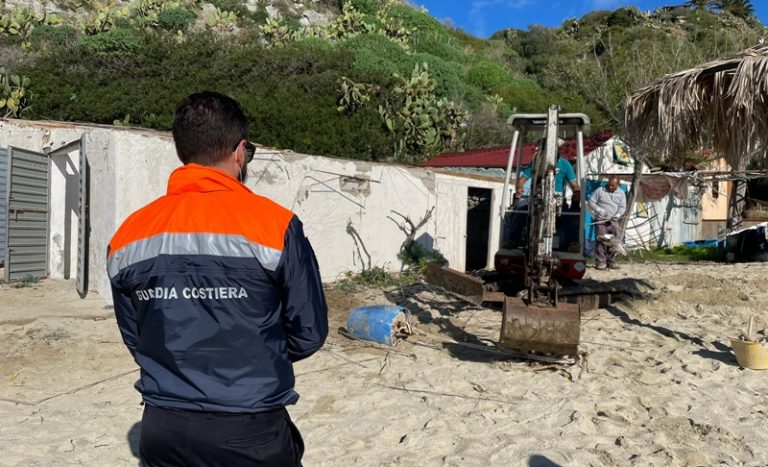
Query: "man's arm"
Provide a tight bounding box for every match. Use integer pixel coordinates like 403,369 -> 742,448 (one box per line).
515,175 -> 528,197
563,161 -> 580,192
570,181 -> 581,203
515,165 -> 531,197
279,216 -> 329,362
558,159 -> 580,202
111,279 -> 139,359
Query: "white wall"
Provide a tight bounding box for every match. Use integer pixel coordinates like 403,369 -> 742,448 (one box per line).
245,151 -> 503,279
246,150 -> 439,279
1,120 -> 503,299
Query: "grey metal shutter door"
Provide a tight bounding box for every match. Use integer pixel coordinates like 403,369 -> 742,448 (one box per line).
5,147 -> 49,281
0,148 -> 7,265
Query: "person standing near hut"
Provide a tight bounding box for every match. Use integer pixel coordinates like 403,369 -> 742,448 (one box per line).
588,176 -> 627,270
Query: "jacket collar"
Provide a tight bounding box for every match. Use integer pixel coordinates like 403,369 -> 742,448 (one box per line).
167,163 -> 250,195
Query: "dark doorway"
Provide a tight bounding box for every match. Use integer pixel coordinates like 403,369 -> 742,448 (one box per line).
465,187 -> 492,272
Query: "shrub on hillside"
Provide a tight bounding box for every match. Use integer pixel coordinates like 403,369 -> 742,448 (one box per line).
15,0 -> 765,162
409,52 -> 463,98
81,27 -> 141,56
384,4 -> 444,35
29,25 -> 80,51
655,6 -> 693,23
24,34 -> 398,159
209,0 -> 248,16
231,43 -> 397,159
497,79 -> 550,113
383,3 -> 462,61
606,7 -> 643,28
409,30 -> 463,62
342,32 -> 411,83
465,59 -> 512,94
463,104 -> 512,149
346,0 -> 381,16
447,28 -> 490,52
157,8 -> 197,32
518,26 -> 558,74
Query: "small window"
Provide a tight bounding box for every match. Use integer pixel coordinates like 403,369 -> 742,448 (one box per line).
339,176 -> 370,195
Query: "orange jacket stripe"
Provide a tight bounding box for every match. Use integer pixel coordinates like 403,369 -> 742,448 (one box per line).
108,164 -> 293,259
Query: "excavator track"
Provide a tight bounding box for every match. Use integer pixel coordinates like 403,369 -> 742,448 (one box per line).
425,263 -> 620,310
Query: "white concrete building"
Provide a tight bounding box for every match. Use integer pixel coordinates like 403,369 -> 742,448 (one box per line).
0,119 -> 504,299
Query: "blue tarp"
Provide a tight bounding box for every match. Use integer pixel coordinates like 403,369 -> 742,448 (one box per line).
682,239 -> 721,249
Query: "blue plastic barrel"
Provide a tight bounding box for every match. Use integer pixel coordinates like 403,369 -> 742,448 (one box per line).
346,305 -> 409,346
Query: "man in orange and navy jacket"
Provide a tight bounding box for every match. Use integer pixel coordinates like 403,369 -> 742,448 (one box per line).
107,91 -> 328,466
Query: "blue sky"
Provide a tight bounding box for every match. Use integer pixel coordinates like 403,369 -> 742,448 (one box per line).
413,1 -> 768,39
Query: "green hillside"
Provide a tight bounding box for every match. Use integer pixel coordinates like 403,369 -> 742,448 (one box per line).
0,0 -> 764,163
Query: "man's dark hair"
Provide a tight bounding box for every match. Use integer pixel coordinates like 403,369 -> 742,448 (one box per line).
172,91 -> 249,165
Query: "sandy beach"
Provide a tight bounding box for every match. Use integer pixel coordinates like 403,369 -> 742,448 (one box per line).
2,261 -> 768,466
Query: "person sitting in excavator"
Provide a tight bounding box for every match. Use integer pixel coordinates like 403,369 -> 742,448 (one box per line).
514,153 -> 581,208
513,148 -> 582,252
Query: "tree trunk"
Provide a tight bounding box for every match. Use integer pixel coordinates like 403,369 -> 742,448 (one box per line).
620,156 -> 646,238
727,158 -> 748,233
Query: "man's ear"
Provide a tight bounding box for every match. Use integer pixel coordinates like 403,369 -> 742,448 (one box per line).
233,140 -> 244,165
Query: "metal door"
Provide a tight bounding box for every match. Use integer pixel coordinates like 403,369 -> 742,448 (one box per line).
435,180 -> 467,271
0,148 -> 7,266
76,136 -> 89,297
4,147 -> 49,281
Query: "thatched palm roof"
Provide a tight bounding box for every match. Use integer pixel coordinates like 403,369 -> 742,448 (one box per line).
625,44 -> 768,169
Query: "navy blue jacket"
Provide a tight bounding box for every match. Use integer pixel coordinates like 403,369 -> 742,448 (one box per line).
108,164 -> 328,412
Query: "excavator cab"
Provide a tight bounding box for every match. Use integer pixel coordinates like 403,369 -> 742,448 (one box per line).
496,107 -> 590,356
495,110 -> 591,282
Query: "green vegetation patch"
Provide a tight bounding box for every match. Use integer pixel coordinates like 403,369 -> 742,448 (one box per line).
625,245 -> 724,263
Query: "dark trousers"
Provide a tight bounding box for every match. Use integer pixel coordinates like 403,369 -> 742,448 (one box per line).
140,404 -> 304,467
596,221 -> 620,266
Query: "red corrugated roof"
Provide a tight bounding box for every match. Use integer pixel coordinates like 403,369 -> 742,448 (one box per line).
423,131 -> 615,168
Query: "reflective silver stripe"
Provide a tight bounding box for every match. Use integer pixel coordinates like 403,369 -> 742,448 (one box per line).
108,232 -> 283,278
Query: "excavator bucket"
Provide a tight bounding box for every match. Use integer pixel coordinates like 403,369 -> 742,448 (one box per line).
500,296 -> 581,356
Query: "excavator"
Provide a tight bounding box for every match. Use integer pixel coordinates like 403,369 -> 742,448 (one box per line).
426,105 -> 609,357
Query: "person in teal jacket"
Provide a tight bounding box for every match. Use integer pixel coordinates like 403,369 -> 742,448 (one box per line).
514,156 -> 581,204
